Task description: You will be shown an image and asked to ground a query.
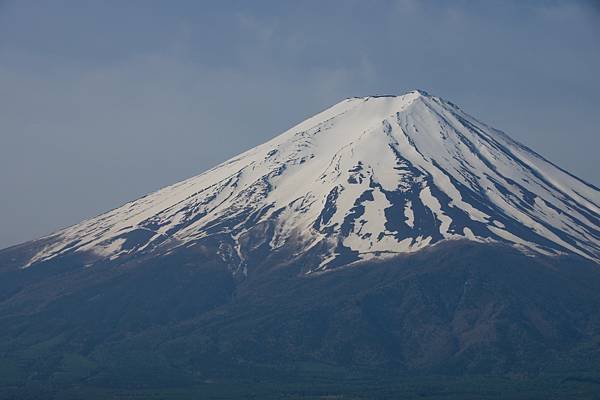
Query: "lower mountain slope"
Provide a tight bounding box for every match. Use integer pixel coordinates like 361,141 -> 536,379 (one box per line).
1,241 -> 599,399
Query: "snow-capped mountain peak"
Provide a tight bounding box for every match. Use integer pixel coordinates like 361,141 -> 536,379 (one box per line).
25,90 -> 600,272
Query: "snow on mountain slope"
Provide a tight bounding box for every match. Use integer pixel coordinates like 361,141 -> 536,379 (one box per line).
24,90 -> 600,272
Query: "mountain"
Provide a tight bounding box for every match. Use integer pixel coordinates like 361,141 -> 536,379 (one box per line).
1,90 -> 599,399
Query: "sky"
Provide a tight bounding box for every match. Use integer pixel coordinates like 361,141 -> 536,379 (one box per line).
0,0 -> 599,249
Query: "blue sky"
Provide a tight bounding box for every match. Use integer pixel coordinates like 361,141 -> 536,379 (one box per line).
1,0 -> 599,248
